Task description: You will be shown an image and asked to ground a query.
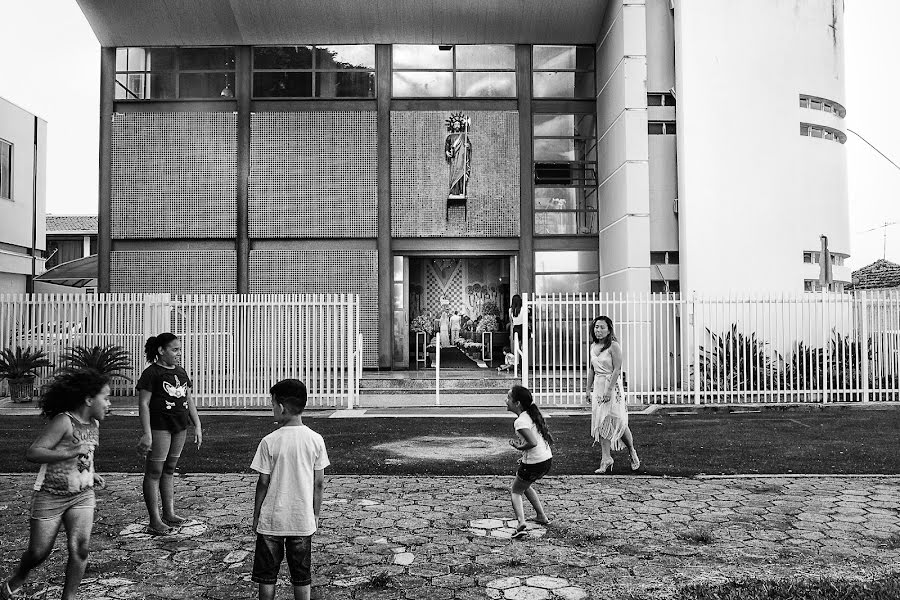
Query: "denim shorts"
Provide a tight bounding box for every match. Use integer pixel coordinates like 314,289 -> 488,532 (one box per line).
31,488 -> 95,521
252,534 -> 312,586
516,458 -> 552,483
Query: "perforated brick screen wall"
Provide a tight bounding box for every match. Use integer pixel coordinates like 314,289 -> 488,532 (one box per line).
250,112 -> 378,238
110,251 -> 237,293
249,249 -> 378,367
391,110 -> 520,237
111,113 -> 237,238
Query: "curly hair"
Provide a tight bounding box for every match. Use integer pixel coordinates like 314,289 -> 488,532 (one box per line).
40,369 -> 110,419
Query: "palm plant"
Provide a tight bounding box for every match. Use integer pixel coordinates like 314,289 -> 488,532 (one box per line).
698,324 -> 781,392
0,346 -> 53,403
59,344 -> 132,381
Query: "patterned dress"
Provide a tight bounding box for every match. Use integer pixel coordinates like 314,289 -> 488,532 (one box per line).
590,345 -> 628,451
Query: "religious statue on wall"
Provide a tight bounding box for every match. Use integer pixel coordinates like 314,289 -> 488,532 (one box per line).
445,112 -> 472,202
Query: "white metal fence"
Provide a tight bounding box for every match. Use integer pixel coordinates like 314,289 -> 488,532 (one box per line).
0,294 -> 362,408
520,291 -> 900,405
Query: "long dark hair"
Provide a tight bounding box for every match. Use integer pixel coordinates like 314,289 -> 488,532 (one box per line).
589,316 -> 617,353
40,369 -> 110,419
144,332 -> 178,363
511,294 -> 522,317
510,384 -> 553,445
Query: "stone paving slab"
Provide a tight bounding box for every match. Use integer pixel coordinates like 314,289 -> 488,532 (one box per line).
0,475 -> 898,599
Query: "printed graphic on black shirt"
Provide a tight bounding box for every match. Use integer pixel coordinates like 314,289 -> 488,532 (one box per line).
163,374 -> 189,410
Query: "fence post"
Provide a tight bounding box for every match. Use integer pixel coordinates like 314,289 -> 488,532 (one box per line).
521,293 -> 529,389
859,291 -> 870,403
435,333 -> 440,406
821,288 -> 829,403
691,291 -> 701,405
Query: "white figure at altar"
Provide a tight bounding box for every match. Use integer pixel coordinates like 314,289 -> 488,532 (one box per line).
439,310 -> 451,347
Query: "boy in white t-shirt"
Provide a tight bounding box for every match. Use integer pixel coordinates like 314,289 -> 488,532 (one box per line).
251,379 -> 330,600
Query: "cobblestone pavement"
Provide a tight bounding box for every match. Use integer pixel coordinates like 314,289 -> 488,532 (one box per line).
0,475 -> 898,599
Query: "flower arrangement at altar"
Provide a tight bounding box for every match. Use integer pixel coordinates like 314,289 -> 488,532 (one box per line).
476,314 -> 501,334
410,314 -> 435,336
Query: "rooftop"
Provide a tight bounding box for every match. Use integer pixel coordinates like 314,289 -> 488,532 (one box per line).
848,258 -> 900,290
46,214 -> 97,234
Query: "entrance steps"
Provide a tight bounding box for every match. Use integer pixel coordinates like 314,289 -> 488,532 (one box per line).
358,369 -> 516,407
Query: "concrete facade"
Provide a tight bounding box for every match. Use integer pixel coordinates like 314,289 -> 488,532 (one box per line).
0,97 -> 46,294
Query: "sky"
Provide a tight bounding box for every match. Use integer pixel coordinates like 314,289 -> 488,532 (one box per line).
0,2 -> 898,271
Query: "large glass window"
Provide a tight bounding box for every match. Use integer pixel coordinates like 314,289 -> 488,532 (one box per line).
115,47 -> 235,100
0,139 -> 11,200
533,114 -> 598,235
533,45 -> 594,98
253,45 -> 375,98
535,251 -> 599,293
392,45 -> 516,98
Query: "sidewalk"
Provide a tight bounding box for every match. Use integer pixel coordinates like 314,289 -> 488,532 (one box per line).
0,474 -> 897,599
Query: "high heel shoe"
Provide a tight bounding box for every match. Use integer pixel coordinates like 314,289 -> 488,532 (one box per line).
630,452 -> 641,471
594,458 -> 614,474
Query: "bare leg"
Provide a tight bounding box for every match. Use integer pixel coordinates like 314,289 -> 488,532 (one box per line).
6,517 -> 62,593
258,583 -> 275,600
620,427 -> 640,465
293,584 -> 311,600
600,438 -> 612,462
61,507 -> 94,600
510,476 -> 532,527
143,459 -> 169,533
161,429 -> 188,524
523,486 -> 548,523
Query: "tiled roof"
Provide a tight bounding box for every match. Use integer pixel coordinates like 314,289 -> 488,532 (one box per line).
46,214 -> 97,233
847,259 -> 900,290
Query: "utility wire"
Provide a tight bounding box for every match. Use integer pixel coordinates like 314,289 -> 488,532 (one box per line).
846,128 -> 900,173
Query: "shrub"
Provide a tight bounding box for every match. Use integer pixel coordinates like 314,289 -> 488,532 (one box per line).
0,346 -> 52,381
482,300 -> 502,317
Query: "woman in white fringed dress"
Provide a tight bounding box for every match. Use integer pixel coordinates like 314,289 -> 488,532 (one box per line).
584,316 -> 641,474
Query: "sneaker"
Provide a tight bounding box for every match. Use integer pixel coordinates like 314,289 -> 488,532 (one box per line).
510,524 -> 528,539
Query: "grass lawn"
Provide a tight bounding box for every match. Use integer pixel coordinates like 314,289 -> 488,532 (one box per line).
1,407 -> 898,475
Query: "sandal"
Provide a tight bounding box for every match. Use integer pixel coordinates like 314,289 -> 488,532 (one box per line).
527,516 -> 551,526
510,524 -> 528,539
146,524 -> 172,536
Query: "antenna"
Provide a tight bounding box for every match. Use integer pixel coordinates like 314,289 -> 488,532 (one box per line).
860,221 -> 898,260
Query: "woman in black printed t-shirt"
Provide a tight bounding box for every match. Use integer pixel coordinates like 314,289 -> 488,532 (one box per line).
136,332 -> 202,535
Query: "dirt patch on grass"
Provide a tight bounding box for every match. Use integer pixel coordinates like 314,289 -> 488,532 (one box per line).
374,436 -> 514,462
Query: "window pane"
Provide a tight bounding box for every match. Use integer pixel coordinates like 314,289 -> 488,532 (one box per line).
146,48 -> 175,71
254,46 -> 312,69
534,72 -> 595,98
456,72 -> 515,97
127,47 -> 147,70
534,46 -> 576,70
393,45 -> 454,69
648,94 -> 662,106
534,139 -> 575,161
455,44 -> 515,69
315,45 -> 376,69
0,141 -> 10,200
649,122 -> 664,134
116,48 -> 129,71
534,187 -> 577,210
535,213 -> 579,235
316,71 -> 375,97
253,72 -> 313,97
392,71 -> 452,97
148,73 -> 176,99
534,114 -> 574,137
536,273 -> 598,294
535,251 -> 599,272
179,47 -> 235,70
115,74 -> 142,99
179,72 -> 233,98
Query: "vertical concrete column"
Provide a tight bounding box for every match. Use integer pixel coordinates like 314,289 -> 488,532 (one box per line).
98,47 -> 115,292
595,0 -> 651,293
236,46 -> 251,294
376,44 -> 393,369
516,45 -> 534,294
